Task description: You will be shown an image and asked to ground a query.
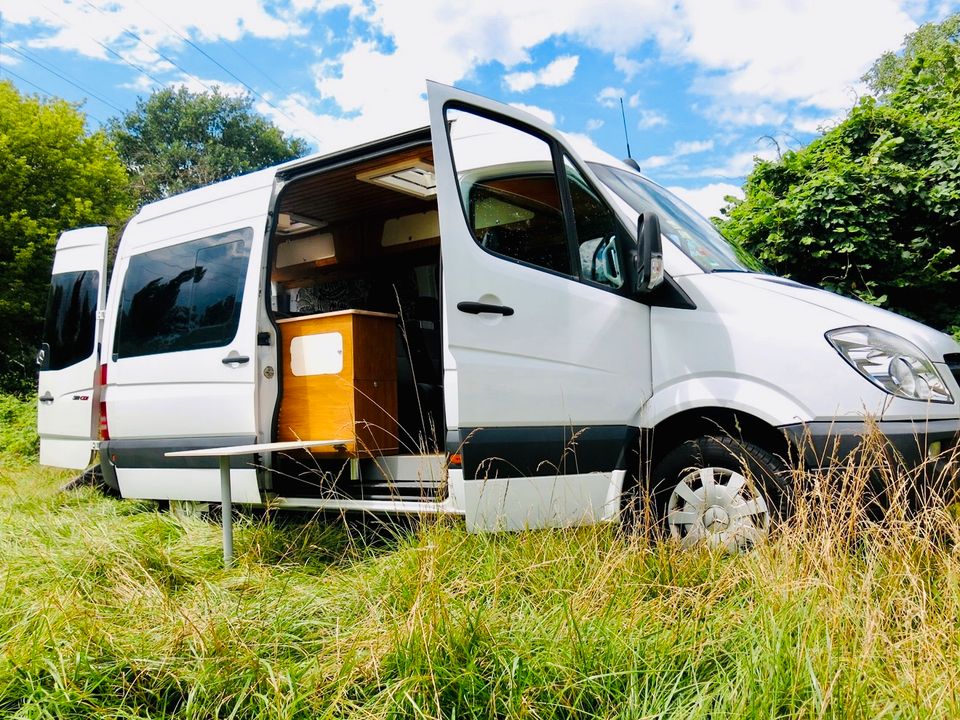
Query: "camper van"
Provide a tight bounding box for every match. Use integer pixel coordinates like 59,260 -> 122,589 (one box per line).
37,83 -> 960,549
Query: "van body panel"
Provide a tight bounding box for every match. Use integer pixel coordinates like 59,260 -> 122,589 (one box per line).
640,376 -> 813,431
462,470 -> 626,532
427,81 -> 650,530
38,227 -> 108,469
652,273 -> 960,425
117,468 -> 261,503
104,378 -> 259,438
99,177 -> 274,499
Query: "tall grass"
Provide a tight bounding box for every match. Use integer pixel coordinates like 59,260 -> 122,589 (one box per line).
0,393 -> 38,465
0,412 -> 958,717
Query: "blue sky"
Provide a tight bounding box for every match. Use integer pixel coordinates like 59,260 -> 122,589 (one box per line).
1,0 -> 956,216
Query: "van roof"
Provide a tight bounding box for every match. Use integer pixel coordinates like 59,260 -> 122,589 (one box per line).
131,121 -> 638,223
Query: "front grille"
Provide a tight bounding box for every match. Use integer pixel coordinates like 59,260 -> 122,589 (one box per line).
946,353 -> 960,390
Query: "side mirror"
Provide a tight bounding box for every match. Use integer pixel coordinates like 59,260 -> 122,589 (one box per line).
635,212 -> 664,293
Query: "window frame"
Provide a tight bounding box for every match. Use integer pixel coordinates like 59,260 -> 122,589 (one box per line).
443,102 -> 634,298
113,227 -> 253,360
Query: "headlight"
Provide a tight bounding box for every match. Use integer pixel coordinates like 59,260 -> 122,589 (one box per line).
826,326 -> 953,403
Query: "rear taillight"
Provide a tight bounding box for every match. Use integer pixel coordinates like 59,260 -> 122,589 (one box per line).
98,363 -> 109,441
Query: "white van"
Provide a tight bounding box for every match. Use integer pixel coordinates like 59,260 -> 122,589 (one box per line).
37,83 -> 960,548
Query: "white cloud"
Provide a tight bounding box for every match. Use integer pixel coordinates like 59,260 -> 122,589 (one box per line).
0,0 -> 303,73
596,86 -> 625,108
637,109 -> 667,129
667,182 -> 743,219
509,102 -> 557,125
585,118 -> 604,131
614,54 -> 646,80
696,146 -> 779,178
791,112 -> 842,134
504,55 -> 579,92
0,0 -> 928,157
702,102 -> 787,128
640,138 -> 712,169
296,0 -> 686,149
669,0 -> 916,111
0,45 -> 23,68
674,139 -> 713,155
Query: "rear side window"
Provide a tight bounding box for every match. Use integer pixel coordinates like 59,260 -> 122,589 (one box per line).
42,270 -> 98,370
114,228 -> 252,359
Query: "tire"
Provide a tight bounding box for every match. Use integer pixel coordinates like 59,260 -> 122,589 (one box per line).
650,436 -> 790,551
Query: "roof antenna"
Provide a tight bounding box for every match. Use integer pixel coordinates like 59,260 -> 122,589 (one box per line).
620,97 -> 641,172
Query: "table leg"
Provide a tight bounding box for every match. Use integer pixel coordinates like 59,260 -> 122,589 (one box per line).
219,455 -> 233,568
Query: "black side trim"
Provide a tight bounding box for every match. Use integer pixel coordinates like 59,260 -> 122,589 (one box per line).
644,273 -> 696,310
945,353 -> 960,391
453,425 -> 638,479
781,419 -> 960,470
98,454 -> 120,491
102,435 -> 258,471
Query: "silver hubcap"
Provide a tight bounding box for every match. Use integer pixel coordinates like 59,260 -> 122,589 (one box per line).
667,467 -> 770,551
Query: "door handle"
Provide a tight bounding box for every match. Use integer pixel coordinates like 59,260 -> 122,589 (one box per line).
457,301 -> 515,316
39,392 -> 54,404
222,355 -> 250,365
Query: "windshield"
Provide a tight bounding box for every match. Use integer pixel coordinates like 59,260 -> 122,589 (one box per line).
589,163 -> 763,273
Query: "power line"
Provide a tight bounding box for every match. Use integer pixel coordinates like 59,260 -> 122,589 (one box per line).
80,0 -> 215,95
220,37 -> 287,96
131,0 -> 324,146
0,41 -> 126,114
0,65 -> 108,125
39,1 -> 168,94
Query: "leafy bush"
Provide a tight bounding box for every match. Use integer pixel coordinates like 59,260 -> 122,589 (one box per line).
719,16 -> 960,335
0,81 -> 131,394
0,392 -> 37,462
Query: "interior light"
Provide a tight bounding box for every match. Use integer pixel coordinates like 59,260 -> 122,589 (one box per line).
357,160 -> 437,198
277,212 -> 328,236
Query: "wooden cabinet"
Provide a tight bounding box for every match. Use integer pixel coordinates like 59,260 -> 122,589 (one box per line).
276,310 -> 398,456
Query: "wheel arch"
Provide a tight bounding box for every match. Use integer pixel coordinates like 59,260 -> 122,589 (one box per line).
648,406 -> 793,470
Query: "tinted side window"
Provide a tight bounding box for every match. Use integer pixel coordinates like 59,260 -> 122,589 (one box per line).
566,157 -> 624,289
42,270 -> 98,370
115,228 -> 252,358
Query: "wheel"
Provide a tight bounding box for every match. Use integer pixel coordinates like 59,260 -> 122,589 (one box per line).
651,436 -> 789,551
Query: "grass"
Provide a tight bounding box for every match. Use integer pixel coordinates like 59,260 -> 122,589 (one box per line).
1,393 -> 960,718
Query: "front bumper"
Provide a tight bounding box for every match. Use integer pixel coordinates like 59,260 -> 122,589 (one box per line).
780,418 -> 960,487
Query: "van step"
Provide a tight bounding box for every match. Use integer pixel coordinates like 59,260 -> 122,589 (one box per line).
272,496 -> 452,515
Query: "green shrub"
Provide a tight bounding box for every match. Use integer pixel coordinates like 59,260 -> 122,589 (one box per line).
0,392 -> 38,462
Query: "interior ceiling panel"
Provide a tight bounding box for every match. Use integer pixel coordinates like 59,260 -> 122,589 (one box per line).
279,144 -> 436,227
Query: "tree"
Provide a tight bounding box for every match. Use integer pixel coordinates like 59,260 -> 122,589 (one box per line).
107,87 -> 309,204
718,15 -> 960,336
0,81 -> 131,394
